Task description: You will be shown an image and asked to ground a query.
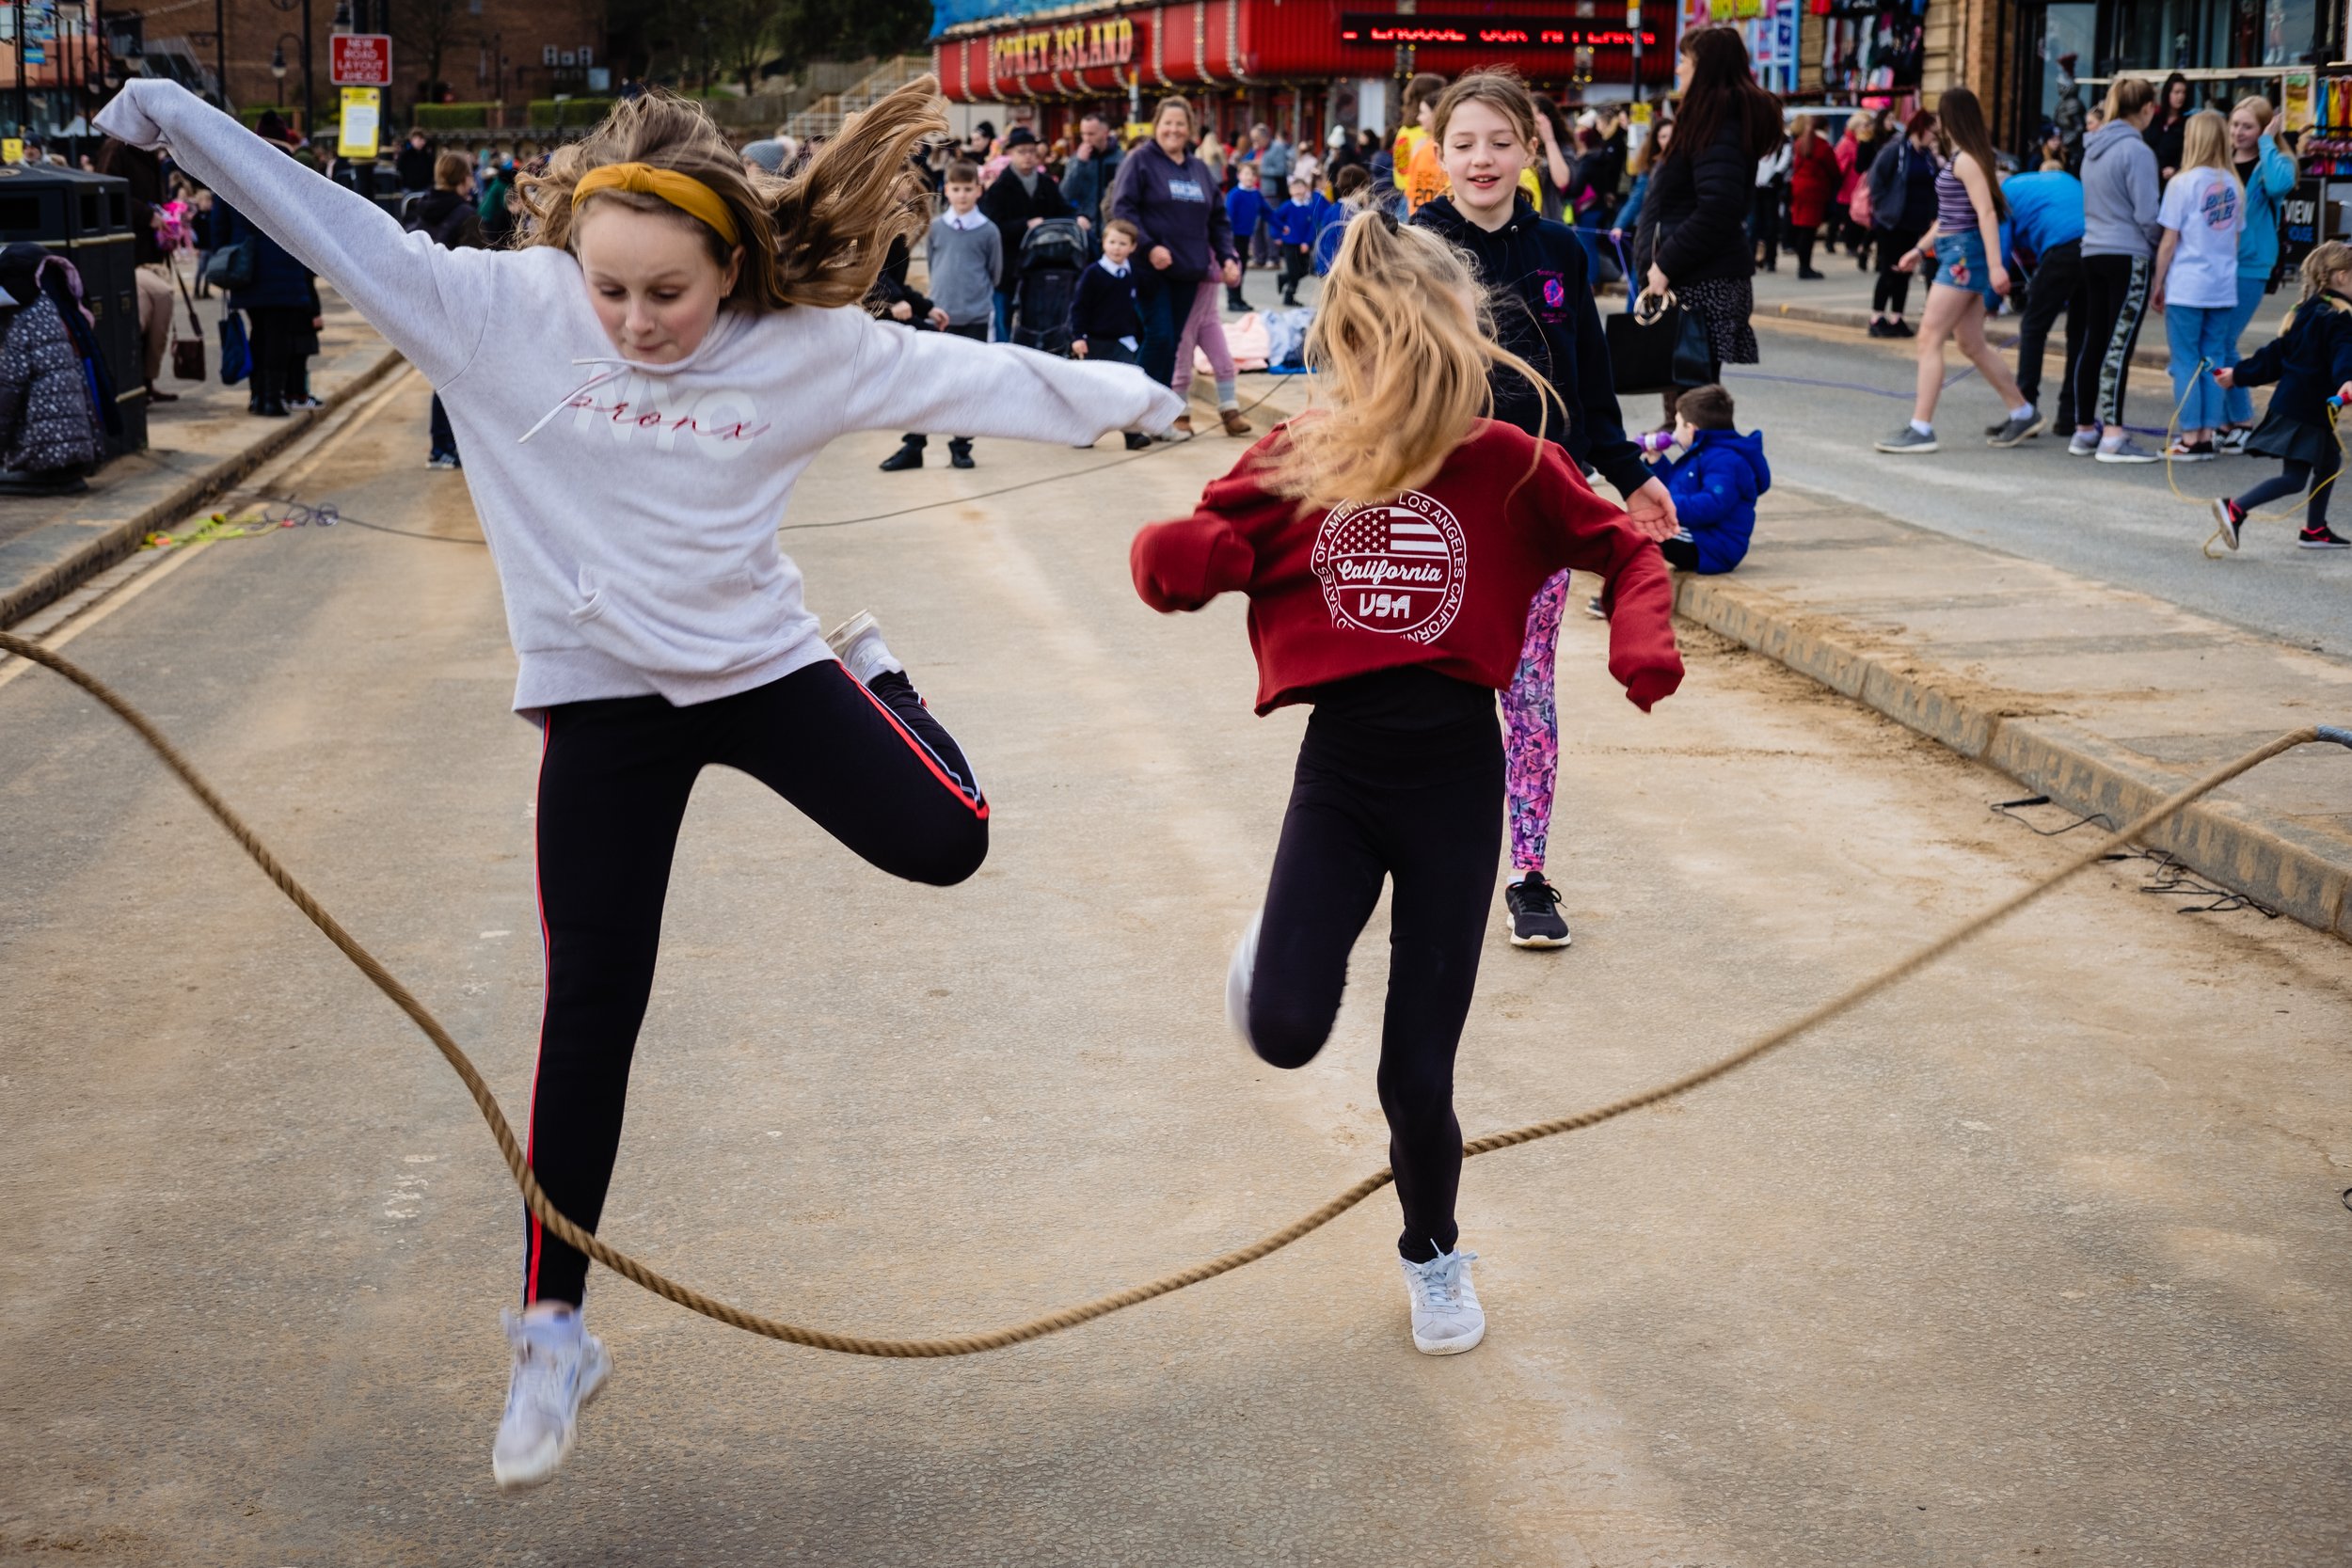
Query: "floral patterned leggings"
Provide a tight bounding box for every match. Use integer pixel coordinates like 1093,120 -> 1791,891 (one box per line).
1502,569 -> 1572,874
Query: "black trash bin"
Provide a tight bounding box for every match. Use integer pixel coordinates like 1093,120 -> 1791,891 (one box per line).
0,163 -> 149,458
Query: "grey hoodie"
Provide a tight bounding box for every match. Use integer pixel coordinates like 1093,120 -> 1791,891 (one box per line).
97,81 -> 1182,714
2080,119 -> 2160,260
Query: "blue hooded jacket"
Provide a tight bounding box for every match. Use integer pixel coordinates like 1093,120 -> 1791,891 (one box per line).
1650,427 -> 1770,574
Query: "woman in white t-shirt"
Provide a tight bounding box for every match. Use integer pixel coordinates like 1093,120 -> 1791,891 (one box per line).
2153,110 -> 2247,460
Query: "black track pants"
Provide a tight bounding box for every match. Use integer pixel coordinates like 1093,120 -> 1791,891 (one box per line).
523,660 -> 989,1307
1245,708 -> 1503,1263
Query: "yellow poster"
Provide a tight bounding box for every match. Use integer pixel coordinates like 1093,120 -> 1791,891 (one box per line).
2281,69 -> 2315,134
337,87 -> 381,160
1,138 -> 21,165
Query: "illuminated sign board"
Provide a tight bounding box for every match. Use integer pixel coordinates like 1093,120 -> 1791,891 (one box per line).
988,15 -> 1137,75
1339,13 -> 1658,47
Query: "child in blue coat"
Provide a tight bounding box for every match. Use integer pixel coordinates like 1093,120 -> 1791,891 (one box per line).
1646,383 -> 1770,574
1271,173 -> 1327,305
1225,165 -> 1268,310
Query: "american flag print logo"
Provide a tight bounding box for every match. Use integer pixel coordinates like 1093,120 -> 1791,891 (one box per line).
1310,490 -> 1469,642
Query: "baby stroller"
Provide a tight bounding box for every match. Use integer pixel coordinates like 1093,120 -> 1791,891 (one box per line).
1012,217 -> 1085,356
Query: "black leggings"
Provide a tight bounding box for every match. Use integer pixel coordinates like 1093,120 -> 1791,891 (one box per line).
1244,707 -> 1502,1263
2234,446 -> 2341,529
1873,222 -> 1928,315
2074,252 -> 2152,431
523,659 -> 989,1307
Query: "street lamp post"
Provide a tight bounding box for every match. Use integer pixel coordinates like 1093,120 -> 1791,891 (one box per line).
300,0 -> 312,137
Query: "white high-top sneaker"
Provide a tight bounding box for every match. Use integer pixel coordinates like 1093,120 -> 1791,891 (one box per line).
1400,1248 -> 1486,1355
824,610 -> 906,686
1225,909 -> 1263,1053
491,1307 -> 612,1490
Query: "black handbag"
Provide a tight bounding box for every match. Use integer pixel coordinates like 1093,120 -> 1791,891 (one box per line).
202,233 -> 256,292
1605,289 -> 1713,394
169,262 -> 206,382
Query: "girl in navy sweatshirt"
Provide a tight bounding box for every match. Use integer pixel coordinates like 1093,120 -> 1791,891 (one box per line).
2210,241 -> 2352,550
1410,69 -> 1681,950
1132,212 -> 1681,1357
97,76 -> 1181,1493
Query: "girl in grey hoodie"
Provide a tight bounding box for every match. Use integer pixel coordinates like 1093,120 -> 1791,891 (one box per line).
2074,79 -> 2164,461
96,76 -> 1182,1493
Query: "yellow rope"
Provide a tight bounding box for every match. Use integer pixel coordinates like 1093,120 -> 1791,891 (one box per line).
0,627 -> 2339,1357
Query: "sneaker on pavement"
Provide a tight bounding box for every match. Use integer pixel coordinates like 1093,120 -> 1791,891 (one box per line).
2094,438 -> 2159,465
426,452 -> 459,469
1889,319 -> 1916,338
1986,411 -> 2045,448
491,1307 -> 611,1491
2210,497 -> 2247,550
2163,438 -> 2217,461
2217,425 -> 2252,453
1875,425 -> 1939,454
1503,872 -> 1570,948
824,610 -> 905,684
1582,595 -> 1609,621
2299,524 -> 2351,549
2067,429 -> 2101,456
1224,909 -> 1263,1055
878,441 -> 923,472
1400,1248 -> 1486,1355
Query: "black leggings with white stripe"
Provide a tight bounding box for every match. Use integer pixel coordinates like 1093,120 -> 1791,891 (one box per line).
522,659 -> 988,1307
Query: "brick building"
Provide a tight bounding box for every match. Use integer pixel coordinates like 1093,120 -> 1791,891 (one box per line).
115,0 -> 603,133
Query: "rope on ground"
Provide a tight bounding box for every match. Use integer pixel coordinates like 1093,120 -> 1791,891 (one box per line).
1,625 -> 2343,1358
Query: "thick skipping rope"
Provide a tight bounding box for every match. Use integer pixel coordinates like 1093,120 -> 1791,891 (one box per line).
0,634 -> 2343,1359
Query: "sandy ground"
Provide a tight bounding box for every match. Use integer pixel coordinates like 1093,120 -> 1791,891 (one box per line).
2,372 -> 2347,1566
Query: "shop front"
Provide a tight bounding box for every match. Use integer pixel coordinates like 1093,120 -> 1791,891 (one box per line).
931,0 -> 1676,151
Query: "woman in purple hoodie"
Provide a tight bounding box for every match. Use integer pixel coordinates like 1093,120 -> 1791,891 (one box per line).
1112,96 -> 1252,437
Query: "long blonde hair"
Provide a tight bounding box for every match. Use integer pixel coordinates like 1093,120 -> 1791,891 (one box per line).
517,79 -> 946,311
1269,213 -> 1557,512
2294,240 -> 2352,309
2177,108 -> 2239,198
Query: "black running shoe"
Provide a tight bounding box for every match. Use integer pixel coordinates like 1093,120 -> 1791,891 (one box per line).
1503,872 -> 1571,948
2299,524 -> 2349,549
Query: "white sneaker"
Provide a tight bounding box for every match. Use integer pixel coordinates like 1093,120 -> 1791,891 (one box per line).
1225,909 -> 1262,1053
823,610 -> 905,685
1400,1248 -> 1486,1354
491,1307 -> 612,1490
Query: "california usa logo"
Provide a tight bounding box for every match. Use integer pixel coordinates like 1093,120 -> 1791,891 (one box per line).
1311,490 -> 1469,642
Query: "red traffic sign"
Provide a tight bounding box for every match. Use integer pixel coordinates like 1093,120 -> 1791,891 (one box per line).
330,34 -> 392,87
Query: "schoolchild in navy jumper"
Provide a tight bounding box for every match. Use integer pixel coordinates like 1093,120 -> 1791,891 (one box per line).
1133,213 -> 1681,1358
2210,240 -> 2352,550
1224,164 -> 1267,309
881,160 -> 998,472
1270,174 -> 1324,304
1068,218 -> 1155,450
1410,70 -> 1680,952
94,76 -> 1182,1492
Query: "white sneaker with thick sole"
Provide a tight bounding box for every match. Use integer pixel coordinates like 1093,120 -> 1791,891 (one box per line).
1225,909 -> 1263,1053
492,1307 -> 612,1491
1401,1248 -> 1486,1354
823,610 -> 905,685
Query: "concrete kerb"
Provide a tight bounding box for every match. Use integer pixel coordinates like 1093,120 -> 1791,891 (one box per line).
1673,573 -> 2352,944
0,345 -> 409,629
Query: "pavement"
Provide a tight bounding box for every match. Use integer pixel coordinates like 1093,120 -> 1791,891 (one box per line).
0,273 -> 405,626
3,370 -> 2347,1564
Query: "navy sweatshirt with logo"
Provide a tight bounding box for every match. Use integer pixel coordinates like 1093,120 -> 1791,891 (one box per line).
1412,194 -> 1650,500
1110,140 -> 1238,284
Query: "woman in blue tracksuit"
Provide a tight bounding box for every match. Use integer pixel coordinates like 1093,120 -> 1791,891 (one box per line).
2216,94 -> 2301,451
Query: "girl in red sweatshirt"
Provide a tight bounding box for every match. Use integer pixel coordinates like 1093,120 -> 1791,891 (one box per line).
1131,211 -> 1683,1355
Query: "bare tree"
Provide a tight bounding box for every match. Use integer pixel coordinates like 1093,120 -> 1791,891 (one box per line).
394,0 -> 468,103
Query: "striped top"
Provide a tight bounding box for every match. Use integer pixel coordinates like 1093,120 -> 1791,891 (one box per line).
1935,162 -> 1979,232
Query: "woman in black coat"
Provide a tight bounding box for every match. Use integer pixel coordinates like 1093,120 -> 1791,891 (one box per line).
1634,25 -> 1783,423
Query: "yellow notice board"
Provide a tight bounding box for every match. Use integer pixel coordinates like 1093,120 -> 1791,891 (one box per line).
1,138 -> 21,165
337,87 -> 382,159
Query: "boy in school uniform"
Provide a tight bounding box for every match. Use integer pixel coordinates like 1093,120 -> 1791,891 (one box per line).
1068,218 -> 1155,451
879,161 -> 999,472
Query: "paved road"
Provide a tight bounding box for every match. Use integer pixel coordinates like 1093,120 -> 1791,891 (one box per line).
1723,317 -> 2351,656
3,372 -> 2349,1565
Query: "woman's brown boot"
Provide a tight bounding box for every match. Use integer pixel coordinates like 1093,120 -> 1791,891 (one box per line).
1220,406 -> 1252,436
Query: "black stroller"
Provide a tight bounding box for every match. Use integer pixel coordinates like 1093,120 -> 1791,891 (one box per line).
1011,217 -> 1085,356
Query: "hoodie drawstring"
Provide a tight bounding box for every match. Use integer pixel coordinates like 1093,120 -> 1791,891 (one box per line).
517,360 -> 632,446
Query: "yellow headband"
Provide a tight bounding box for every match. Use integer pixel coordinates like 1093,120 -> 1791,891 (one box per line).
572,162 -> 741,247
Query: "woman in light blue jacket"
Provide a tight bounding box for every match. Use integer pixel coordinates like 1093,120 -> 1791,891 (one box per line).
2217,94 -> 2301,449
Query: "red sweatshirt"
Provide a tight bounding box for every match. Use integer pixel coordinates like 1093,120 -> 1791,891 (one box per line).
1131,419 -> 1684,715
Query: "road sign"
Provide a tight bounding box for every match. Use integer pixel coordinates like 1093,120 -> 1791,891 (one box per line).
330,33 -> 392,87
